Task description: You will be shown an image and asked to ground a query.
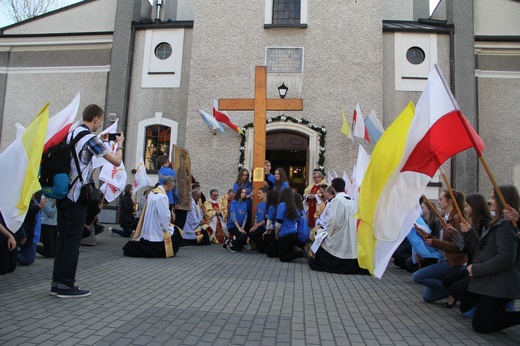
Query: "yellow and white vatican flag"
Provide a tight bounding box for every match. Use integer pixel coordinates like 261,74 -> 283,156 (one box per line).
0,104 -> 49,232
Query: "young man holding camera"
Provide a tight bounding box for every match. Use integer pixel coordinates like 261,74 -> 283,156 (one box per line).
52,104 -> 125,298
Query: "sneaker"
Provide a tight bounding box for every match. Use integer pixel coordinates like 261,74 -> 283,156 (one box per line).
227,242 -> 236,253
223,239 -> 232,249
108,227 -> 114,236
50,283 -> 59,296
52,284 -> 81,296
56,286 -> 91,298
462,306 -> 476,318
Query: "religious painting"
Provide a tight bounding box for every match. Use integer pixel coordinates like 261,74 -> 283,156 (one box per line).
172,145 -> 191,211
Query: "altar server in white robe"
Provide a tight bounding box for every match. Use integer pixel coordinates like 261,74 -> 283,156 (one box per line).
123,177 -> 182,257
182,189 -> 210,245
309,178 -> 369,274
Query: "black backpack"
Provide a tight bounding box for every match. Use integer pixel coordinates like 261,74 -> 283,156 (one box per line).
40,130 -> 91,199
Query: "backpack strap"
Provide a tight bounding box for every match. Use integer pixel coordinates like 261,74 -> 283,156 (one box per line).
70,129 -> 94,186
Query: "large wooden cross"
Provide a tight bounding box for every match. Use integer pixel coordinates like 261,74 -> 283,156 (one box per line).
219,66 -> 303,212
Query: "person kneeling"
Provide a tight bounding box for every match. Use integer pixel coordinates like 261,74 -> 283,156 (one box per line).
182,189 -> 210,246
308,178 -> 369,275
123,177 -> 182,258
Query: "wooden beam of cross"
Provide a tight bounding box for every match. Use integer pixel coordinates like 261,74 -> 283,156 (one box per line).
219,66 -> 303,215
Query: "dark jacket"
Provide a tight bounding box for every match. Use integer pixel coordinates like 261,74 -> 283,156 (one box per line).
16,200 -> 40,246
465,218 -> 520,299
119,194 -> 136,228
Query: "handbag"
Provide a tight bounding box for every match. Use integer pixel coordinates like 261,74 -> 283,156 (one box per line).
79,183 -> 101,204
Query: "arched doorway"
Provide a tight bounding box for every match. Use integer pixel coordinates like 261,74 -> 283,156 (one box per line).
243,121 -> 319,193
267,131 -> 308,194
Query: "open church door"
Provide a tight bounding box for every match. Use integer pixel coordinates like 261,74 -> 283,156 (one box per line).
266,131 -> 309,194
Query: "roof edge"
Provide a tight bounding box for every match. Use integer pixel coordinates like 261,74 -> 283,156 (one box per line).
0,0 -> 97,32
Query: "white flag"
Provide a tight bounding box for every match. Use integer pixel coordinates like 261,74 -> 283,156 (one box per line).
352,144 -> 370,212
100,161 -> 128,202
133,156 -> 152,197
92,118 -> 119,169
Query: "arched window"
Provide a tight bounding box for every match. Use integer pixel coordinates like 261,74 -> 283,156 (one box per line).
144,125 -> 171,172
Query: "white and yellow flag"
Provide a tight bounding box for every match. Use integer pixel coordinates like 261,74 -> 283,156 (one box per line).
0,104 -> 49,232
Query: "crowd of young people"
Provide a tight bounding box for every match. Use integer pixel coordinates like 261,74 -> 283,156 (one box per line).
392,185 -> 520,333
1,122 -> 519,334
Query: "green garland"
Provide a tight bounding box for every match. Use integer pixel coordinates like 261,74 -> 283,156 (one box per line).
237,114 -> 326,172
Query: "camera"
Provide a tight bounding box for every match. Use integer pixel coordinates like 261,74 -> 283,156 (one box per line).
108,133 -> 120,141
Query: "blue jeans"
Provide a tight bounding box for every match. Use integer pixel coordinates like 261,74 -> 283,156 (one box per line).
112,225 -> 132,237
17,243 -> 36,266
412,260 -> 464,303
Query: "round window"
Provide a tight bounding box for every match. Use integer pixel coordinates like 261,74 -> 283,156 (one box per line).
155,42 -> 172,60
406,46 -> 425,65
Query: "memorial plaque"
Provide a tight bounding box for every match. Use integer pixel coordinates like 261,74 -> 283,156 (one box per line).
253,167 -> 265,182
266,47 -> 304,73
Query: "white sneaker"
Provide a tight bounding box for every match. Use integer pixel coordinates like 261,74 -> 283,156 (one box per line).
108,227 -> 114,236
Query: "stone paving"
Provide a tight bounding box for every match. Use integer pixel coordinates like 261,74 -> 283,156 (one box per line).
1,226 -> 519,346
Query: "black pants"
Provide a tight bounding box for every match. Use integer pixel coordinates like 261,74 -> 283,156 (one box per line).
174,209 -> 188,231
183,230 -> 211,246
53,198 -> 87,287
37,224 -> 58,258
448,276 -> 473,313
228,227 -> 248,251
123,229 -> 182,258
264,231 -> 278,258
0,232 -> 17,275
442,267 -> 466,289
392,239 -> 411,269
405,256 -> 438,273
278,233 -> 303,262
249,226 -> 266,253
472,295 -> 520,333
309,247 -> 369,275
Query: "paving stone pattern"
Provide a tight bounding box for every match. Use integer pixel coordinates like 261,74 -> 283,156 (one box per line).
1,226 -> 519,345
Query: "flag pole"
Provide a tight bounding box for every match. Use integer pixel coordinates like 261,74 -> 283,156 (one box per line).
433,64 -> 515,226
440,171 -> 468,225
422,195 -> 449,228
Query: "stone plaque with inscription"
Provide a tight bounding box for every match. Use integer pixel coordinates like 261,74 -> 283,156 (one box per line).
266,47 -> 304,73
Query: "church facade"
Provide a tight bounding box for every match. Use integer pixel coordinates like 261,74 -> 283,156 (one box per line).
0,0 -> 518,221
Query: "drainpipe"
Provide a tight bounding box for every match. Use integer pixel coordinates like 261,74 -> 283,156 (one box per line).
155,0 -> 164,23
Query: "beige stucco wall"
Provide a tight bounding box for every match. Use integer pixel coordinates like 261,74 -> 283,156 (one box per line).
184,0 -> 383,194
382,32 -> 450,126
124,28 -> 193,173
478,77 -> 520,194
0,71 -> 107,151
381,31 -> 452,195
474,0 -> 520,36
382,0 -> 413,20
3,0 -> 117,35
177,0 -> 195,20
